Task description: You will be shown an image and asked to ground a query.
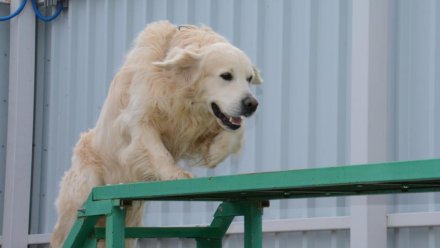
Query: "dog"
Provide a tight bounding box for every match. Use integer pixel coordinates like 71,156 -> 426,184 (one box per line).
51,21 -> 262,247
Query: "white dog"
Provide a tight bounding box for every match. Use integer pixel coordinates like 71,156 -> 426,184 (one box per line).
51,21 -> 262,247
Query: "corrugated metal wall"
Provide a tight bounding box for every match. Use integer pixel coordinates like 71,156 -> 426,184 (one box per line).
388,0 -> 440,247
0,3 -> 10,236
30,0 -> 352,246
0,0 -> 431,247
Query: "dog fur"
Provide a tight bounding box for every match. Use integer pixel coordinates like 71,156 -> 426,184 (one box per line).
51,21 -> 262,247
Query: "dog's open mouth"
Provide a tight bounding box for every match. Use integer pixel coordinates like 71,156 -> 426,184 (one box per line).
211,103 -> 243,130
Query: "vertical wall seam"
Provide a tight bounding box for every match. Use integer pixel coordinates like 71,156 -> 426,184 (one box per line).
86,0 -> 95,126
307,0 -> 318,169
254,0 -> 265,172
278,0 -> 292,220
280,0 -> 292,173
105,1 -> 115,87
337,0 -> 351,217
435,0 -> 440,157
306,0 -> 319,219
2,2 -> 36,246
337,0 -> 349,167
30,18 -> 47,234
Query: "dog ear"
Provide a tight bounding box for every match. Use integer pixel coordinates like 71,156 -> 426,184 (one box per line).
153,48 -> 201,69
251,65 -> 263,85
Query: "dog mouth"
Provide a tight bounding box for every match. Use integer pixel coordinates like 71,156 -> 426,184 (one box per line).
211,103 -> 243,130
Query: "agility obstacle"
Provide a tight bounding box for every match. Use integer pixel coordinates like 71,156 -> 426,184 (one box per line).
63,159 -> 440,247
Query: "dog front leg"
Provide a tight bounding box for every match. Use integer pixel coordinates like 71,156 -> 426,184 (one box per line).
204,129 -> 244,168
121,125 -> 193,181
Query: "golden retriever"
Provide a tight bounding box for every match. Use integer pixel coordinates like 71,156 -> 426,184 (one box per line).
51,21 -> 262,247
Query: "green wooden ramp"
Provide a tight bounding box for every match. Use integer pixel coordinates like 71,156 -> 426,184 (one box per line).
63,159 -> 440,247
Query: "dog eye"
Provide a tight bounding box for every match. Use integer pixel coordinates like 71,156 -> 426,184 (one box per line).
220,72 -> 233,81
247,76 -> 253,83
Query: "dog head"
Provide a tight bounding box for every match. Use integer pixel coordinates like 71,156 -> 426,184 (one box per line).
153,43 -> 262,131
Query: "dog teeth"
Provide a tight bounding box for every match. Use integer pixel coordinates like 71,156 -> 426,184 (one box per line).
229,116 -> 243,125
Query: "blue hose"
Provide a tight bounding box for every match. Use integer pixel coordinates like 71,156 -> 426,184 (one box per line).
0,0 -> 27,21
31,0 -> 63,22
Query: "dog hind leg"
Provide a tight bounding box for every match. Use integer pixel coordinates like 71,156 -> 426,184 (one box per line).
50,163 -> 103,247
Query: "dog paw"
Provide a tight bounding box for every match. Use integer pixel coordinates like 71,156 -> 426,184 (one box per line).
174,169 -> 193,179
204,130 -> 244,168
160,168 -> 193,181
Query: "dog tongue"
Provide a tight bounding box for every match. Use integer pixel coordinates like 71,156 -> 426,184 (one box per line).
230,117 -> 242,125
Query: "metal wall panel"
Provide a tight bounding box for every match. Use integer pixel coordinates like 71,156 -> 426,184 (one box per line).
138,231 -> 350,248
29,0 -> 440,247
0,3 -> 10,236
388,0 -> 440,247
31,0 -> 352,246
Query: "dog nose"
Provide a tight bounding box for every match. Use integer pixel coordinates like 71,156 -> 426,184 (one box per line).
241,96 -> 259,116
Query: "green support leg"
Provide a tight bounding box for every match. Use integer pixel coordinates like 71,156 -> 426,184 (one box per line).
105,206 -> 126,248
244,202 -> 263,248
84,236 -> 98,248
198,201 -> 267,248
63,216 -> 100,248
194,206 -> 234,248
